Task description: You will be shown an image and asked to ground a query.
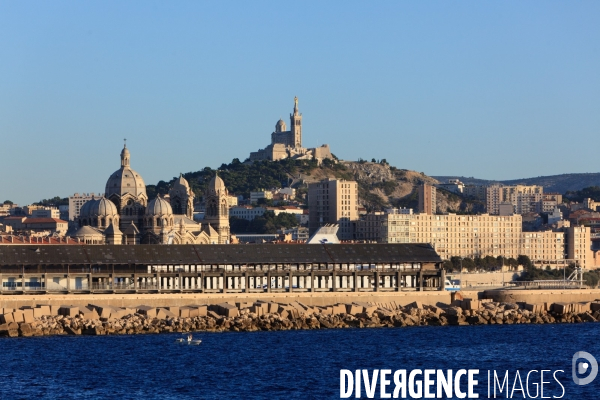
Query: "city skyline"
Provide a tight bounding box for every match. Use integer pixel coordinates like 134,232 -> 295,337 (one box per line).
2,2 -> 600,205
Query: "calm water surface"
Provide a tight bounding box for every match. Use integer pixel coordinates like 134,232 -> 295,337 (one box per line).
1,324 -> 599,399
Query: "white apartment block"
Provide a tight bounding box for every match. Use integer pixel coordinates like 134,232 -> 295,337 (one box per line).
437,179 -> 464,194
229,206 -> 266,220
486,185 -> 543,215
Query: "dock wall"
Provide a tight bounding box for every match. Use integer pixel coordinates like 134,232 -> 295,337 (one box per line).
3,289 -> 600,310
0,291 -> 454,310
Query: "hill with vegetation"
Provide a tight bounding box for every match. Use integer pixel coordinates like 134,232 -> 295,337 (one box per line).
434,173 -> 600,194
147,158 -> 482,214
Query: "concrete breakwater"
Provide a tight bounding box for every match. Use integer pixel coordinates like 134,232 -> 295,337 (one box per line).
2,297 -> 600,338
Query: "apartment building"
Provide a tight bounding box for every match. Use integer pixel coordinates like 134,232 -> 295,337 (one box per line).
31,207 -> 60,219
229,206 -> 267,220
308,178 -> 358,240
486,185 -> 543,215
250,190 -> 273,204
354,212 -> 385,242
463,185 -> 487,199
566,226 -> 592,267
521,230 -> 564,263
418,184 -> 436,215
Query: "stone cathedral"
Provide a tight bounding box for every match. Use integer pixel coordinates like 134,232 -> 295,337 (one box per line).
74,144 -> 230,245
249,97 -> 334,162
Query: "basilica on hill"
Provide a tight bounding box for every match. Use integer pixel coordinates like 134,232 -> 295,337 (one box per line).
73,144 -> 230,245
249,97 -> 334,163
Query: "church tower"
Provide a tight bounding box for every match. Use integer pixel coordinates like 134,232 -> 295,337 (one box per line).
289,96 -> 302,148
169,174 -> 194,218
203,173 -> 230,244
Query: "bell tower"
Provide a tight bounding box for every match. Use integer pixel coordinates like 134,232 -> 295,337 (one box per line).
289,96 -> 302,148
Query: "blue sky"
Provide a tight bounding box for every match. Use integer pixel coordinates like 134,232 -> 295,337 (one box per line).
1,2 -> 599,205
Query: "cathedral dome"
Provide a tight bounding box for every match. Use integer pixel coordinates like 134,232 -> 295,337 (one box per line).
105,144 -> 147,199
79,198 -> 98,218
81,197 -> 118,218
208,174 -> 227,195
275,119 -> 286,133
145,196 -> 173,217
171,173 -> 190,193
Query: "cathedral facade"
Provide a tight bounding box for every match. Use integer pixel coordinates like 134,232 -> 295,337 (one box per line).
74,144 -> 230,245
249,97 -> 334,163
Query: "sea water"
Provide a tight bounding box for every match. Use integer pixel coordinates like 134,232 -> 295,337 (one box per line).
1,323 -> 599,399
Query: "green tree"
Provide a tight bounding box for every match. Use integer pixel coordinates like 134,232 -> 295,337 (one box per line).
3,200 -> 13,205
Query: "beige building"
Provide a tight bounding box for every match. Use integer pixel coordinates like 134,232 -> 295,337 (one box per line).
521,230 -> 565,264
31,207 -> 60,219
308,178 -> 358,240
378,211 -> 593,269
486,185 -> 544,215
249,97 -> 334,163
566,226 -> 592,268
250,190 -> 273,204
418,184 -> 436,215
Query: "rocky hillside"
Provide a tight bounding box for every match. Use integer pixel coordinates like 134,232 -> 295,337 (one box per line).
146,158 -> 483,214
298,161 -> 483,213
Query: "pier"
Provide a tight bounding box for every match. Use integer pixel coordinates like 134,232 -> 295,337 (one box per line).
0,243 -> 444,295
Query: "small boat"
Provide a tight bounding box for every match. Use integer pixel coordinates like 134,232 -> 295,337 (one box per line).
176,334 -> 202,345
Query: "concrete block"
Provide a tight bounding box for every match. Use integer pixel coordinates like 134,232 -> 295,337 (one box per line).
591,302 -> 600,312
34,305 -> 51,318
345,304 -> 362,315
406,301 -> 423,310
58,306 -> 79,317
207,310 -> 221,319
22,309 -> 34,323
156,308 -> 177,319
579,302 -> 591,312
552,303 -> 569,315
165,306 -> 180,316
79,307 -> 99,320
213,303 -> 240,318
178,307 -> 192,318
184,306 -> 199,318
195,305 -> 207,317
463,299 -> 481,311
332,304 -> 346,315
250,305 -> 262,316
0,313 -> 15,324
12,310 -> 24,322
268,303 -> 279,313
136,305 -> 157,318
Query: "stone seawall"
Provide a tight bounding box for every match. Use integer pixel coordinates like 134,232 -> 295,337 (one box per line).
2,295 -> 600,338
483,289 -> 600,304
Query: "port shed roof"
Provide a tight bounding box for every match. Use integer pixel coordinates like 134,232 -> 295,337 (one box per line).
0,243 -> 442,266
